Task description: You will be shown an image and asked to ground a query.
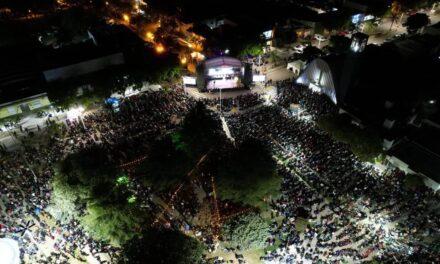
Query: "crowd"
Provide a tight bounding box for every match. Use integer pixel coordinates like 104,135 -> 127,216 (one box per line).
226,80 -> 440,263
0,90 -> 195,263
1,80 -> 439,263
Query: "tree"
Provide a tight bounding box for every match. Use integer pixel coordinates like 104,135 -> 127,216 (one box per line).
216,139 -> 280,209
221,212 -> 270,250
362,21 -> 378,34
329,35 -> 351,54
320,12 -> 352,33
120,228 -> 205,264
269,51 -> 282,65
138,135 -> 193,190
301,46 -> 322,62
404,13 -> 431,34
57,7 -> 94,42
181,102 -> 223,157
82,203 -> 143,246
53,146 -> 147,245
239,43 -> 264,58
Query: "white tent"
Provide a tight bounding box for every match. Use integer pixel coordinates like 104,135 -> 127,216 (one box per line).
0,238 -> 20,264
296,58 -> 337,104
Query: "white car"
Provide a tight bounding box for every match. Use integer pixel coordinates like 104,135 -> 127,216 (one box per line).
314,34 -> 327,42
294,44 -> 306,53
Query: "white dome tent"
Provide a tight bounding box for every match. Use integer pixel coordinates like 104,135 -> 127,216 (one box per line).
0,238 -> 20,264
296,58 -> 338,104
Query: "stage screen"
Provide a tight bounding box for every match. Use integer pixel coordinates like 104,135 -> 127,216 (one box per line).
183,76 -> 197,85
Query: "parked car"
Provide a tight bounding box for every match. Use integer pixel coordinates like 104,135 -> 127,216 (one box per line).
294,44 -> 306,53
314,34 -> 327,42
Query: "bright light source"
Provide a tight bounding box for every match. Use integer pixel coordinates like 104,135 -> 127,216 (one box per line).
190,52 -> 205,61
66,106 -> 85,120
429,100 -> 436,104
180,57 -> 187,64
122,14 -> 130,23
253,75 -> 266,82
183,76 -> 196,85
155,44 -> 165,54
224,49 -> 230,54
146,31 -> 154,41
208,67 -> 234,76
263,30 -> 273,40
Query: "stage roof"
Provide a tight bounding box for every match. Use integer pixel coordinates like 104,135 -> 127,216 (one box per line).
204,57 -> 242,68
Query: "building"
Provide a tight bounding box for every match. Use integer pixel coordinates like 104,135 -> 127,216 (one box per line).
388,127 -> 440,191
0,25 -> 144,120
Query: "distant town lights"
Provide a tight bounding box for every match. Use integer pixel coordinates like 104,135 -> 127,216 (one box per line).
146,32 -> 154,41
122,14 -> 130,23
155,44 -> 165,54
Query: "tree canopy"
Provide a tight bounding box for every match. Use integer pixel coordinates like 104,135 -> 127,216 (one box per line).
329,35 -> 351,54
181,102 -> 223,157
138,134 -> 193,190
215,139 -> 280,209
239,43 -> 264,58
404,13 -> 431,34
221,212 -> 270,250
120,228 -> 205,264
53,146 -> 147,245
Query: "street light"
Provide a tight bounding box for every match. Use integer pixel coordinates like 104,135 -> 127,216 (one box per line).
155,44 -> 165,54
67,106 -> 85,129
146,32 -> 154,41
122,14 -> 130,23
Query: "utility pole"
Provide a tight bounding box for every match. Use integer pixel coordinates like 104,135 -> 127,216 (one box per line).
219,85 -> 222,114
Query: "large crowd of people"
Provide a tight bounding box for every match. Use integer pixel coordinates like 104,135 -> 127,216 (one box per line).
0,90 -> 195,263
226,80 -> 440,263
1,80 -> 439,263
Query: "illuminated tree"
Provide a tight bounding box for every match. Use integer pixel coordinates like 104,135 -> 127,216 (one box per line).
53,146 -> 147,245
82,203 -> 143,246
221,212 -> 270,250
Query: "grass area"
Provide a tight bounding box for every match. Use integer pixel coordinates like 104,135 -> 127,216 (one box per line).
243,248 -> 265,264
316,114 -> 384,162
295,217 -> 309,232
